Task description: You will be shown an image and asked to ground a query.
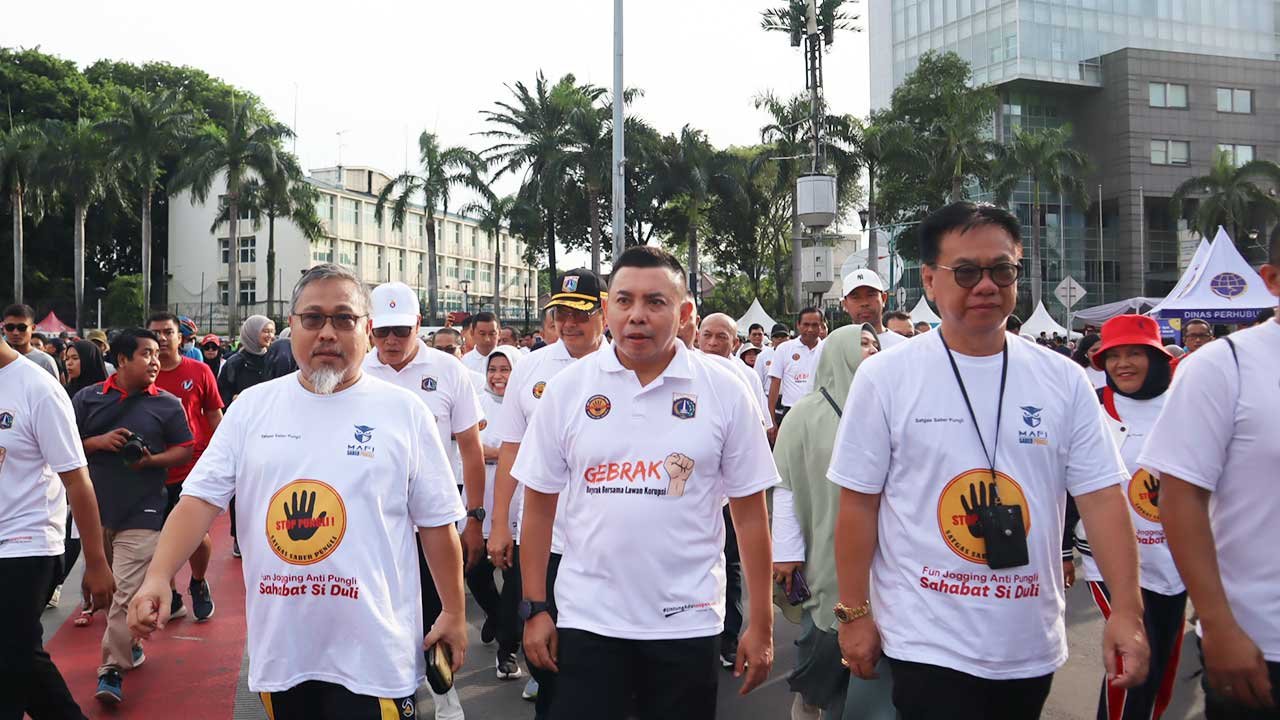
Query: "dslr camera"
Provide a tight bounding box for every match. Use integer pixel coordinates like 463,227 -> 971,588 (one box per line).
119,432 -> 148,465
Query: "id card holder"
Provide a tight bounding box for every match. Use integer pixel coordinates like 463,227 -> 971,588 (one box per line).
980,504 -> 1029,570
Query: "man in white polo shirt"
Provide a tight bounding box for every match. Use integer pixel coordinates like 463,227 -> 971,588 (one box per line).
129,264 -> 468,720
839,268 -> 905,351
362,281 -> 486,720
461,313 -> 500,374
516,246 -> 778,719
755,324 -> 789,393
767,308 -> 824,437
829,202 -> 1148,720
1141,234 -> 1280,716
486,268 -> 608,720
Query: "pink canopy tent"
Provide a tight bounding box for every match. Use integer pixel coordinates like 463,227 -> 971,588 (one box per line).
35,312 -> 75,335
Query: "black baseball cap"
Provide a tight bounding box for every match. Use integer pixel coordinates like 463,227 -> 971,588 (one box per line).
545,268 -> 607,312
770,323 -> 790,338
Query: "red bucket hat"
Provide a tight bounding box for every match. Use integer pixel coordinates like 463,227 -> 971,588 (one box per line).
1092,314 -> 1171,370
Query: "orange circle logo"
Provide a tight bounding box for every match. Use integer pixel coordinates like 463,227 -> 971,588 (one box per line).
265,479 -> 347,566
936,470 -> 1031,565
1127,470 -> 1160,523
532,381 -> 546,399
585,394 -> 611,419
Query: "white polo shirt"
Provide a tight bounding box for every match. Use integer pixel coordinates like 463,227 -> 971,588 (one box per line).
462,347 -> 493,375
768,337 -> 823,407
755,346 -> 776,392
701,351 -> 771,430
0,356 -> 84,558
878,330 -> 908,349
363,341 -> 483,483
513,343 -> 779,640
182,373 -> 464,697
828,332 -> 1126,679
1139,321 -> 1280,661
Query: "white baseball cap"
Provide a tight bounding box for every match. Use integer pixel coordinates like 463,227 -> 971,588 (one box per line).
370,282 -> 420,329
842,268 -> 886,297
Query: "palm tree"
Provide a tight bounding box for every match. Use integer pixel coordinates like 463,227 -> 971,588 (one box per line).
664,126 -> 719,303
374,131 -> 486,325
459,191 -> 517,314
171,98 -> 292,332
0,123 -> 48,304
562,86 -> 617,274
761,0 -> 858,45
931,91 -> 999,202
993,125 -> 1090,308
756,93 -> 810,312
853,112 -> 913,275
1171,151 -> 1280,249
97,89 -> 191,318
40,119 -> 119,332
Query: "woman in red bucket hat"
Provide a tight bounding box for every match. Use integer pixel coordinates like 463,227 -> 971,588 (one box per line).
1072,314 -> 1183,720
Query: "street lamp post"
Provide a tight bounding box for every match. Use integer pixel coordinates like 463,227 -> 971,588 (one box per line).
460,278 -> 471,314
95,286 -> 107,329
524,271 -> 531,331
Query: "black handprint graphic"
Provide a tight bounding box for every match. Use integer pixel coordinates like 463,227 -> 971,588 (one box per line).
1144,475 -> 1160,508
284,490 -> 327,541
959,480 -> 1002,539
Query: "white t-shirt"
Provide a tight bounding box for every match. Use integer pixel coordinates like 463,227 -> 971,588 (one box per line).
0,357 -> 84,558
181,373 -> 465,696
1077,393 -> 1183,595
462,348 -> 493,375
491,340 -> 597,554
513,343 -> 779,640
768,338 -> 823,407
827,332 -> 1126,680
479,390 -> 520,540
362,342 -> 483,488
878,330 -> 908,349
1139,321 -> 1280,661
701,351 -> 771,430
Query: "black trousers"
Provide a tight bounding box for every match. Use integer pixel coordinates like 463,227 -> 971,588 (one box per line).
887,656 -> 1054,720
259,680 -> 416,720
518,546 -> 562,720
1088,581 -> 1188,720
1198,637 -> 1280,719
0,555 -> 87,720
494,548 -> 523,657
465,552 -> 519,655
551,630 -> 719,720
721,505 -> 743,652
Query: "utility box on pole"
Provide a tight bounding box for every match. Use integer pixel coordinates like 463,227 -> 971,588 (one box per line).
801,244 -> 834,296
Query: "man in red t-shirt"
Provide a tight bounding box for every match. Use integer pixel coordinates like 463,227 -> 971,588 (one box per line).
148,313 -> 224,622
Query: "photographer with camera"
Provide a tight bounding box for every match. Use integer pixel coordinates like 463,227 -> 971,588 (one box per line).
70,328 -> 193,706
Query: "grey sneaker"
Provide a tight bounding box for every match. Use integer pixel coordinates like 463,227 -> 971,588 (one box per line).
496,654 -> 523,680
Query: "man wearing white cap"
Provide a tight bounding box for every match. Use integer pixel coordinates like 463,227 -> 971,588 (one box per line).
362,282 -> 486,720
840,269 -> 905,351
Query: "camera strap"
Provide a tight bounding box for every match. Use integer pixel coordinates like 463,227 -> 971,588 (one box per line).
938,330 -> 1008,483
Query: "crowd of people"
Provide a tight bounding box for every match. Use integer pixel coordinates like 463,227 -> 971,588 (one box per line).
3,200 -> 1278,720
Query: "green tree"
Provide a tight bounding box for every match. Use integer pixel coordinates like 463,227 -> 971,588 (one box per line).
662,127 -> 719,303
459,192 -> 517,314
706,148 -> 787,301
0,123 -> 47,303
993,125 -> 1090,308
374,131 -> 486,324
1171,151 -> 1280,253
104,273 -> 143,326
97,88 -> 191,320
760,0 -> 858,45
172,97 -> 292,331
852,112 -> 913,275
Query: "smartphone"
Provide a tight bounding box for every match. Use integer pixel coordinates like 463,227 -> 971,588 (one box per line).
424,643 -> 454,694
787,568 -> 812,605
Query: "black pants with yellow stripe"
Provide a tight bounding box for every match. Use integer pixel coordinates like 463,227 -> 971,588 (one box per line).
259,680 -> 416,720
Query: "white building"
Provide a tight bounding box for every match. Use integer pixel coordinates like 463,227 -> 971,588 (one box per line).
166,165 -> 539,329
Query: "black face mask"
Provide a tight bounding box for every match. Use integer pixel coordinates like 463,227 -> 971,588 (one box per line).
1105,348 -> 1172,400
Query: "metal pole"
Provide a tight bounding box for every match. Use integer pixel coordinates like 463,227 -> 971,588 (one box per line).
1097,184 -> 1104,303
1138,186 -> 1146,297
611,0 -> 625,267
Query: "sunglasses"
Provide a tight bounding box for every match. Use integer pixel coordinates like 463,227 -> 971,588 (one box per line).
433,345 -> 458,356
292,313 -> 365,331
3,323 -> 29,332
933,262 -> 1021,289
554,307 -> 601,324
372,326 -> 414,339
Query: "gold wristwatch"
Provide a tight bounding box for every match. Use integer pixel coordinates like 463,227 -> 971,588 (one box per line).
833,600 -> 871,623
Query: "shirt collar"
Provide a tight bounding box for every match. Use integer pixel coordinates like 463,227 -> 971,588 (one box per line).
599,340 -> 694,381
102,372 -> 159,398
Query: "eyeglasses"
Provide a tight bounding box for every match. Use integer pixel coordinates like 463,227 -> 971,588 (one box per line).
292,313 -> 365,331
933,262 -> 1021,289
1183,332 -> 1213,340
433,345 -> 458,356
3,323 -> 29,332
554,307 -> 601,324
372,326 -> 414,339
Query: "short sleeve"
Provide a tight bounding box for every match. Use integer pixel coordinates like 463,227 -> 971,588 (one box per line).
826,367 -> 892,493
1063,368 -> 1127,497
407,401 -> 466,527
71,388 -> 90,436
510,379 -> 571,494
181,401 -> 243,510
718,377 -> 780,498
33,390 -> 87,473
1138,344 -> 1235,491
198,364 -> 224,412
768,348 -> 789,380
161,397 -> 195,447
449,368 -> 483,435
491,361 -> 532,444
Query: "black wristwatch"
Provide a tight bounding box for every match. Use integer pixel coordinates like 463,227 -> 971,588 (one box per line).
518,600 -> 550,621
466,507 -> 486,522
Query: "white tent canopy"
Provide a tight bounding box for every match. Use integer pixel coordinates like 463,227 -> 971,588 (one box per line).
908,296 -> 942,326
736,298 -> 778,335
1072,297 -> 1163,325
1022,301 -> 1072,339
1147,227 -> 1275,323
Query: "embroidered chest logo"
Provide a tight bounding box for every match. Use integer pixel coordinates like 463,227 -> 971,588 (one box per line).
585,394 -> 611,419
349,425 -> 376,458
0,411 -> 13,430
672,394 -> 697,420
421,376 -> 437,392
182,379 -> 194,390
1020,406 -> 1042,428
792,353 -> 801,361
1017,406 -> 1050,446
532,381 -> 546,399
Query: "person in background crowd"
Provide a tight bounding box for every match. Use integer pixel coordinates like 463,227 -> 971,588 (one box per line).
830,202 -> 1148,719
0,328 -> 114,720
520,332 -> 536,351
748,322 -> 766,349
216,314 -> 275,559
839,269 -> 906,350
499,325 -> 524,352
87,329 -> 115,376
73,328 -> 193,705
30,332 -> 46,353
433,327 -> 463,357
738,344 -> 762,369
755,323 -> 790,396
1164,345 -> 1185,359
463,312 -> 501,373
883,311 -> 915,339
1006,314 -> 1024,336
200,334 -> 225,378
4,304 -> 59,379
1180,318 -> 1213,355
767,308 -> 824,439
262,329 -> 297,380
773,325 -> 894,720
914,321 -> 932,335
859,323 -> 882,358
177,317 -> 202,361
538,306 -> 559,347
461,315 -> 477,356
1142,234 -> 1280,718
1073,334 -> 1107,389
1252,307 -> 1275,326
46,335 -> 65,358
1074,315 -> 1185,720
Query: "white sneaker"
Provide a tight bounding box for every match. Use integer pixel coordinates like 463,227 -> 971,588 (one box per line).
431,687 -> 465,720
791,694 -> 822,720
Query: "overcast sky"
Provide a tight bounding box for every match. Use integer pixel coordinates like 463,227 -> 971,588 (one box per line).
5,0 -> 871,265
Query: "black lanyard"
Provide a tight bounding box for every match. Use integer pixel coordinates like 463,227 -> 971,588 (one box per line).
938,331 -> 1008,483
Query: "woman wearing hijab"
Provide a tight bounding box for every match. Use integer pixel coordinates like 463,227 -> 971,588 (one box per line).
1073,315 -> 1184,720
771,324 -> 895,720
200,333 -> 225,378
216,315 -> 275,407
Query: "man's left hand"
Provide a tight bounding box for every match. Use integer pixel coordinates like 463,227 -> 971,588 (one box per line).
1102,610 -> 1150,689
128,447 -> 154,471
460,522 -> 485,572
734,624 -> 774,695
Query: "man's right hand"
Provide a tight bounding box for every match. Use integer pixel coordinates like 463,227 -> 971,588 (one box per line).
487,526 -> 514,570
1203,621 -> 1276,709
88,428 -> 131,454
772,562 -> 804,595
127,576 -> 173,640
837,613 -> 882,680
523,612 -> 559,672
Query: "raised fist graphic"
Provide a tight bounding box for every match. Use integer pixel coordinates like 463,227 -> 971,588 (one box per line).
664,453 -> 695,498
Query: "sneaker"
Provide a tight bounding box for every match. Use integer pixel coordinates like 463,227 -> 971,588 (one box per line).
95,670 -> 123,704
232,538 -> 241,558
521,677 -> 539,701
131,644 -> 146,668
790,694 -> 821,720
189,578 -> 215,622
719,639 -> 737,669
46,585 -> 61,609
169,590 -> 188,619
429,686 -> 465,720
496,654 -> 523,680
480,616 -> 497,645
